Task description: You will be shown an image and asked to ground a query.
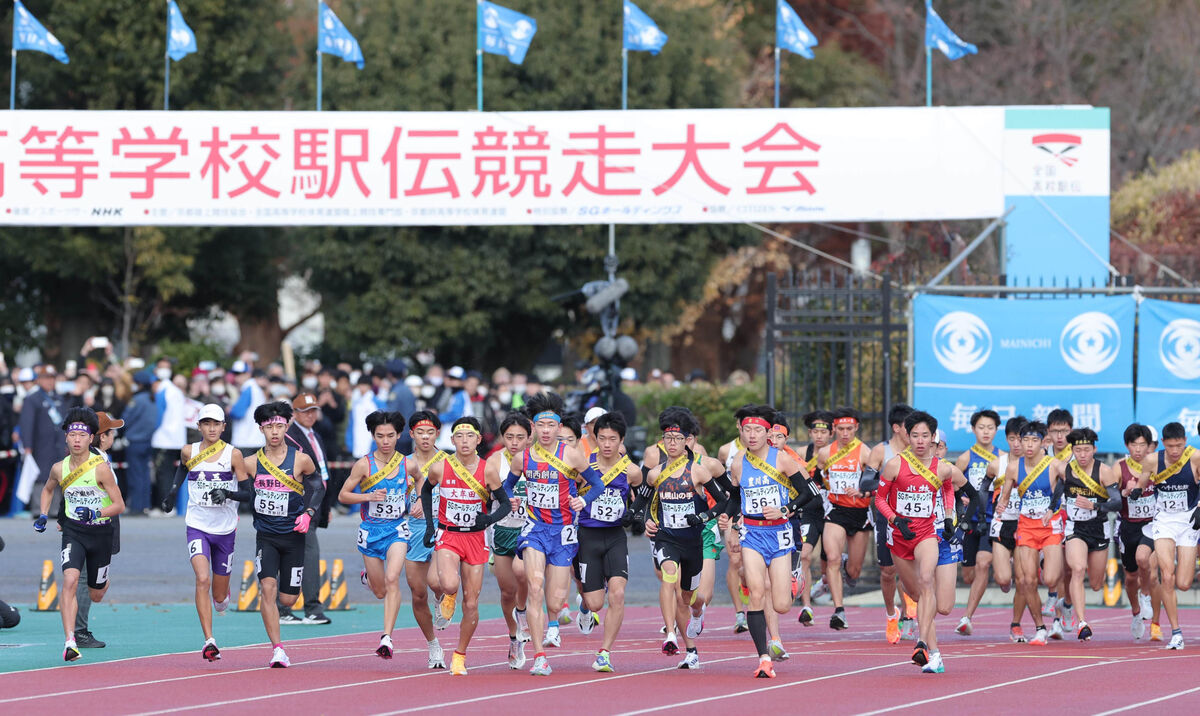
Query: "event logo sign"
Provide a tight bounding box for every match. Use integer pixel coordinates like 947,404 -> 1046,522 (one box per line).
1137,299 -> 1200,443
915,294 -> 1134,452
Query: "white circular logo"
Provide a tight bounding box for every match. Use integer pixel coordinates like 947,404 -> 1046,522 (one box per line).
1160,318 -> 1200,380
1059,311 -> 1120,375
932,311 -> 991,374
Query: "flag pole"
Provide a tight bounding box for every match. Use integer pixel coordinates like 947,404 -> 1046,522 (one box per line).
773,46 -> 780,109
316,1 -> 323,111
925,1 -> 932,106
164,0 -> 171,110
621,46 -> 628,110
9,49 -> 16,111
476,0 -> 483,111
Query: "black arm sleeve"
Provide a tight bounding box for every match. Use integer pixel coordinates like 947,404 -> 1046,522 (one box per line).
421,480 -> 436,534
858,466 -> 880,493
226,478 -> 255,503
629,480 -> 653,519
303,469 -> 326,513
1049,476 -> 1067,510
784,471 -> 820,515
701,476 -> 729,519
168,462 -> 188,496
1099,484 -> 1122,513
725,484 -> 742,519
955,481 -> 981,524
477,486 -> 511,529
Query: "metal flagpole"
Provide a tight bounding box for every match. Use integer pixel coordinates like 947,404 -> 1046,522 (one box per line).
476,0 -> 483,111
925,1 -> 932,107
774,46 -> 780,109
621,47 -> 627,110
316,1 -> 323,110
164,0 -> 171,110
10,49 -> 16,111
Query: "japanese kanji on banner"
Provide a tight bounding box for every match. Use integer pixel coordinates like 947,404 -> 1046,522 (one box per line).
0,107 -> 1019,226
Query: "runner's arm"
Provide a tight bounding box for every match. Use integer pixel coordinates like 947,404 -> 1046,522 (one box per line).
95,462 -> 126,519
1097,464 -> 1122,512
578,463 -> 607,507
474,462 -> 511,529
421,479 -> 437,537
1049,473 -> 1066,510
338,459 -> 374,505
873,460 -> 899,524
161,444 -> 192,513
298,454 -> 325,514
501,452 -> 523,497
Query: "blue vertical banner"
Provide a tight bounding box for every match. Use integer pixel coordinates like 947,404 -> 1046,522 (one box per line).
318,1 -> 365,68
1136,299 -> 1200,444
914,294 -> 1135,452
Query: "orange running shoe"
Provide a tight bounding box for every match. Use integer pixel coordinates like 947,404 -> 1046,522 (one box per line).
791,576 -> 800,600
754,657 -> 776,678
886,615 -> 901,644
1009,625 -> 1027,643
1150,623 -> 1164,642
740,584 -> 750,607
903,593 -> 918,620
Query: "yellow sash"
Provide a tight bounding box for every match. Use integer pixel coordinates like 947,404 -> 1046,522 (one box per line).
970,444 -> 998,463
533,442 -> 579,480
580,455 -> 632,497
1152,446 -> 1196,485
806,455 -> 819,474
256,449 -> 304,494
823,438 -> 863,470
1069,460 -> 1108,498
186,440 -> 227,471
362,451 -> 404,492
1055,446 -> 1073,462
1125,456 -> 1143,477
1017,455 -> 1054,497
447,454 -> 490,501
745,449 -> 798,500
900,448 -> 942,490
60,454 -> 106,490
417,451 -> 447,479
652,453 -> 690,488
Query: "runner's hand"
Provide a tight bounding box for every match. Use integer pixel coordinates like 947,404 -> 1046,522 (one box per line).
293,512 -> 312,534
1128,487 -> 1143,500
207,488 -> 229,505
684,512 -> 706,527
33,514 -> 47,533
410,501 -> 423,519
75,506 -> 99,522
423,529 -> 437,548
762,506 -> 786,521
160,489 -> 177,514
644,520 -> 659,538
1192,505 -> 1200,531
1041,511 -> 1051,527
717,514 -> 731,531
892,516 -> 916,540
568,496 -> 585,512
367,489 -> 387,502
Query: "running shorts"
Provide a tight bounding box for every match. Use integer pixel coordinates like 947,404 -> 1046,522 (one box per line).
884,517 -> 937,562
406,516 -> 434,563
740,521 -> 795,563
1015,513 -> 1065,552
256,530 -> 306,595
1117,519 -> 1153,573
356,520 -> 411,562
826,505 -> 871,537
1152,510 -> 1200,548
575,525 -> 629,592
186,525 -> 237,576
990,518 -> 1018,552
492,524 -> 521,558
518,520 -> 579,568
436,528 -> 489,566
61,521 -> 114,590
1064,517 -> 1110,552
652,534 -> 703,592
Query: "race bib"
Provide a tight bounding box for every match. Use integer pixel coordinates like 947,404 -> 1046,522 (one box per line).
561,523 -> 579,545
1020,494 -> 1051,518
367,490 -> 407,521
989,519 -> 1002,538
526,481 -> 559,510
967,464 -> 988,491
1051,516 -> 1065,535
1157,490 -> 1188,514
896,489 -> 934,519
190,478 -> 235,507
1000,497 -> 1021,520
396,522 -> 411,540
1066,501 -> 1096,522
777,527 -> 795,551
444,500 -> 481,527
744,484 -> 783,513
254,490 -> 289,517
65,486 -> 104,511
357,528 -> 368,548
828,470 -> 858,496
1128,495 -> 1156,520
662,501 -> 695,529
589,489 -> 625,523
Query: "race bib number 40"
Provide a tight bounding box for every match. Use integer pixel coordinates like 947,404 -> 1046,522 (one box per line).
444,500 -> 481,527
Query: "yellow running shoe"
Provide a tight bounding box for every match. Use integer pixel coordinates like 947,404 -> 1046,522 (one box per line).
1150,623 -> 1164,642
441,592 -> 458,622
450,650 -> 467,675
886,615 -> 901,645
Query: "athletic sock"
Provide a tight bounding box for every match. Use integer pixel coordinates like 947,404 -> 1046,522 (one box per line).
1063,601 -> 1072,609
1173,628 -> 1183,636
747,610 -> 769,657
1010,622 -> 1020,628
549,620 -> 559,629
885,609 -> 897,620
535,651 -> 546,658
427,639 -> 438,647
509,635 -> 517,644
1047,591 -> 1058,601
686,647 -> 697,654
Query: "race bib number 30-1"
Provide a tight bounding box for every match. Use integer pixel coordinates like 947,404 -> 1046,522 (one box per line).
1127,495 -> 1155,520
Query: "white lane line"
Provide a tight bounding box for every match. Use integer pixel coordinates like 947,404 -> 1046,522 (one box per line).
1092,685 -> 1200,715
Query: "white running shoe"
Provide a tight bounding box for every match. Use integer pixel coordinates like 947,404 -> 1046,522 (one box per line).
1132,615 -> 1146,641
955,616 -> 973,636
1061,603 -> 1077,631
1048,619 -> 1064,640
578,610 -> 600,635
557,606 -> 572,624
810,576 -> 830,600
427,641 -> 446,669
513,608 -> 530,642
214,597 -> 230,614
269,646 -> 290,668
1041,598 -> 1056,618
530,655 -> 552,676
677,650 -> 701,669
376,634 -> 393,660
768,639 -> 789,661
1166,633 -> 1185,650
921,651 -> 945,674
1139,592 -> 1153,621
686,605 -> 705,639
433,597 -> 450,631
508,639 -> 527,670
545,624 -> 562,648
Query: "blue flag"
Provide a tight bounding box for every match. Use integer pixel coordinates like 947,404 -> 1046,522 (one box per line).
925,2 -> 977,60
623,0 -> 667,55
166,1 -> 197,62
477,1 -> 537,65
318,1 -> 364,69
12,0 -> 69,64
777,0 -> 817,59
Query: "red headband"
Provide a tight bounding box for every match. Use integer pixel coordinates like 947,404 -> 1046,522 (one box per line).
411,419 -> 435,431
771,424 -> 789,437
833,417 -> 858,427
741,417 -> 770,430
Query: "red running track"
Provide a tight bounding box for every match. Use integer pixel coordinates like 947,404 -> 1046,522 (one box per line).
2,606 -> 1199,715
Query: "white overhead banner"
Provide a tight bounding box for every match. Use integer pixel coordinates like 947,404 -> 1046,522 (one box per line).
0,106 -> 1046,227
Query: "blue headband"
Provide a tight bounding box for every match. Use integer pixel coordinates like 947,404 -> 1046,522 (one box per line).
533,411 -> 561,423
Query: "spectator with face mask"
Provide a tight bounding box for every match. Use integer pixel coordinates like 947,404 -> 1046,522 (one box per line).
150,363 -> 188,515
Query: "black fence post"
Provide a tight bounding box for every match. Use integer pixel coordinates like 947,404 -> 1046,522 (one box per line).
765,272 -> 777,407
881,273 -> 893,444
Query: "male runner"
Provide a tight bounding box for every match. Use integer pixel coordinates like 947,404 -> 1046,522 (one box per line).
866,404 -> 913,643
954,409 -> 1001,636
796,410 -> 833,626
73,411 -> 123,650
486,412 -> 533,668
716,405 -> 755,633
817,407 -> 873,630
576,412 -> 642,672
1044,408 -> 1075,636
163,404 -> 251,661
874,411 -> 968,673
503,392 -> 604,676
404,410 -> 449,668
638,407 -> 730,669
1132,421 -> 1200,650
244,401 -> 322,668
995,421 -> 1067,647
727,405 -> 818,678
1115,423 -> 1158,641
1059,428 -> 1121,640
339,411 -> 413,661
986,416 -> 1029,642
552,413 -> 586,641
682,410 -> 736,645
421,417 -> 510,675
34,407 -> 126,662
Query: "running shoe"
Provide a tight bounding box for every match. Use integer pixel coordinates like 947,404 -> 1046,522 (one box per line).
63,643 -> 81,662
1151,623 -> 1164,642
530,655 -> 553,676
440,592 -> 458,622
686,606 -> 705,639
1060,602 -> 1076,631
376,634 -> 393,660
798,606 -> 814,627
740,584 -> 751,607
1166,633 -> 1185,650
677,650 -> 700,669
768,639 -> 789,661
1138,592 -> 1153,621
903,593 -> 918,620
214,596 -> 230,614
302,614 -> 332,625
545,624 -> 562,647
830,610 -> 848,630
921,651 -> 945,674
74,631 -> 105,648
793,566 -> 805,598
791,575 -> 800,600
428,641 -> 446,669
433,597 -> 450,631
734,612 -> 749,633
662,631 -> 680,655
202,640 -> 221,662
360,569 -> 368,586
754,656 -> 776,679
450,651 -> 467,676
1041,598 -> 1056,618
955,616 -> 973,636
269,646 -> 290,668
911,641 -> 929,666
660,625 -> 668,635
810,576 -> 830,600
1078,621 -> 1092,641
513,608 -> 530,642
1029,627 -> 1048,646
1009,625 -> 1027,643
841,555 -> 857,589
278,614 -> 303,625
592,650 -> 614,673
557,605 -> 573,625
1048,619 -> 1064,640
508,640 -> 527,670
900,618 -> 919,641
579,610 -> 601,635
1132,615 -> 1145,641
886,614 -> 901,644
